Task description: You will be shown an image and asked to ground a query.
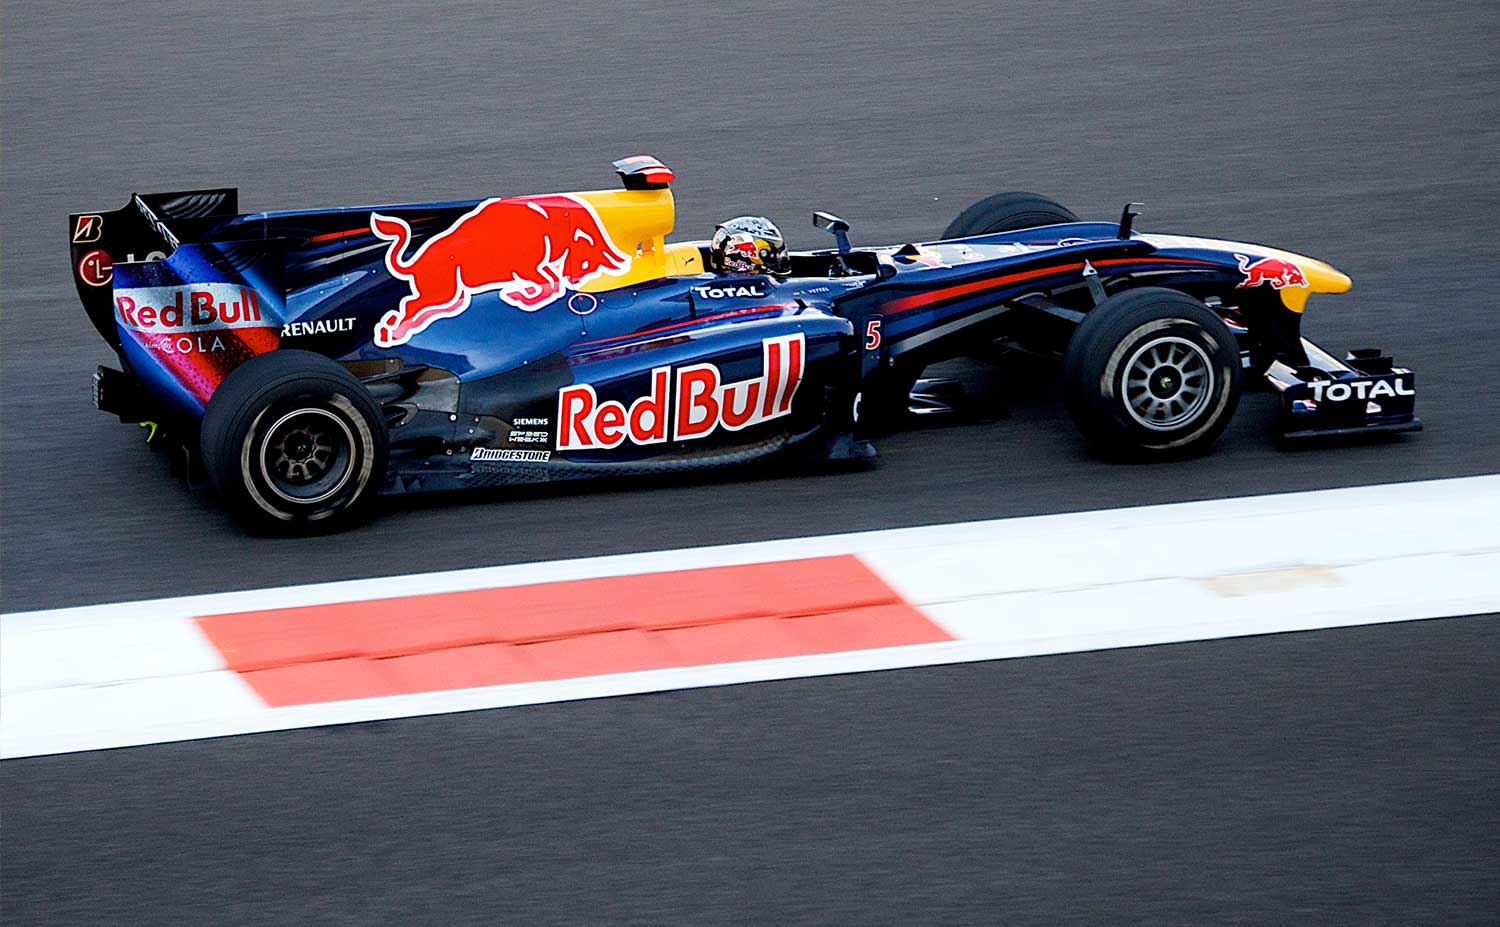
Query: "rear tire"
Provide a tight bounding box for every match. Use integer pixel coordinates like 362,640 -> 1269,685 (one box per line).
1063,288 -> 1241,459
942,192 -> 1079,239
200,351 -> 387,533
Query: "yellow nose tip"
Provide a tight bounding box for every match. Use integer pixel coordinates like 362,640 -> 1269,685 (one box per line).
1278,257 -> 1352,312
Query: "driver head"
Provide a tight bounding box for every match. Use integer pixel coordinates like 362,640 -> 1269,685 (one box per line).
711,216 -> 789,275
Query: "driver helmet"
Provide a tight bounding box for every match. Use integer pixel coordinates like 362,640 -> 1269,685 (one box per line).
711,216 -> 790,275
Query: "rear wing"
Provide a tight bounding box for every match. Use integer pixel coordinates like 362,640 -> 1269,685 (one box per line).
70,188 -> 238,348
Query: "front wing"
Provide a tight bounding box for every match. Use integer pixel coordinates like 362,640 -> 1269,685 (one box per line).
1268,341 -> 1421,441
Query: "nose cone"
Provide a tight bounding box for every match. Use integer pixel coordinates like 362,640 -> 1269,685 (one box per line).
1280,253 -> 1352,311
1301,256 -> 1352,294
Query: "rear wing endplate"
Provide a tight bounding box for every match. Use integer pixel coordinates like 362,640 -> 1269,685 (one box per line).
69,187 -> 239,348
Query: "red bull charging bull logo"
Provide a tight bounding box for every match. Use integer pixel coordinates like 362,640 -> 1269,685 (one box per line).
1235,253 -> 1308,290
369,194 -> 632,348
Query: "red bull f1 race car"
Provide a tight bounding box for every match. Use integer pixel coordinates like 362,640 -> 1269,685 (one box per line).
72,156 -> 1420,532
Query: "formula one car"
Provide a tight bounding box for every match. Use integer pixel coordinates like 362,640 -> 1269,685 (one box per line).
72,156 -> 1419,531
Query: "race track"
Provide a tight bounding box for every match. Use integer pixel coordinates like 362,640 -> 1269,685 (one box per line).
3,0 -> 1498,923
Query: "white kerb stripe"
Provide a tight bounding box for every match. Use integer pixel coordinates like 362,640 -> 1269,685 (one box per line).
1,475 -> 1497,758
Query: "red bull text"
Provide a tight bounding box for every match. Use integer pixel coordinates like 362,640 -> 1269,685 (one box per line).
557,334 -> 805,451
113,282 -> 280,403
115,283 -> 267,333
370,194 -> 632,348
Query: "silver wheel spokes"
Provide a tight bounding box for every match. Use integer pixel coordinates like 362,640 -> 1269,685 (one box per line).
1122,337 -> 1214,431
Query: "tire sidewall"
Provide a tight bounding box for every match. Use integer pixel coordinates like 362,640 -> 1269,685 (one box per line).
201,352 -> 387,532
1066,290 -> 1241,457
234,386 -> 380,526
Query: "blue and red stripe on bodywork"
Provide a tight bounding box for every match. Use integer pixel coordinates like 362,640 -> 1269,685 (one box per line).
858,250 -> 1222,363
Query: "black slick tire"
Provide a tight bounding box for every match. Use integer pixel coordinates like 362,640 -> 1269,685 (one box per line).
200,350 -> 387,533
943,192 -> 1079,239
1063,288 -> 1241,459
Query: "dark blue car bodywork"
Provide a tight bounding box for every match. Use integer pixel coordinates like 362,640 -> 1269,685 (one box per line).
73,160 -> 1418,502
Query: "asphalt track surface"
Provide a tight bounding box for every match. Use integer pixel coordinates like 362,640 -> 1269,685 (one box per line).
6,616 -> 1497,925
2,0 -> 1498,922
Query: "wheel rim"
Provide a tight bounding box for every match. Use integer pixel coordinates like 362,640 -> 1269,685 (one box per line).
1122,336 -> 1215,431
258,407 -> 356,504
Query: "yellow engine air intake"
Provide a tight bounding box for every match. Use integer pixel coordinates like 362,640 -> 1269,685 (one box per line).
571,188 -> 677,291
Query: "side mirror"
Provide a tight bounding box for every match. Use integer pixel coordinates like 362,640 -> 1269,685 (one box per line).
813,211 -> 853,259
813,211 -> 850,233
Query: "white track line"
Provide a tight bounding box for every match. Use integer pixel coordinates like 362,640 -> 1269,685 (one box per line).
4,476 -> 1498,758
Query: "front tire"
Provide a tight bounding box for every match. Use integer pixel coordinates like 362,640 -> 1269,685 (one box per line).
1063,288 -> 1241,459
942,192 -> 1079,239
200,351 -> 387,533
